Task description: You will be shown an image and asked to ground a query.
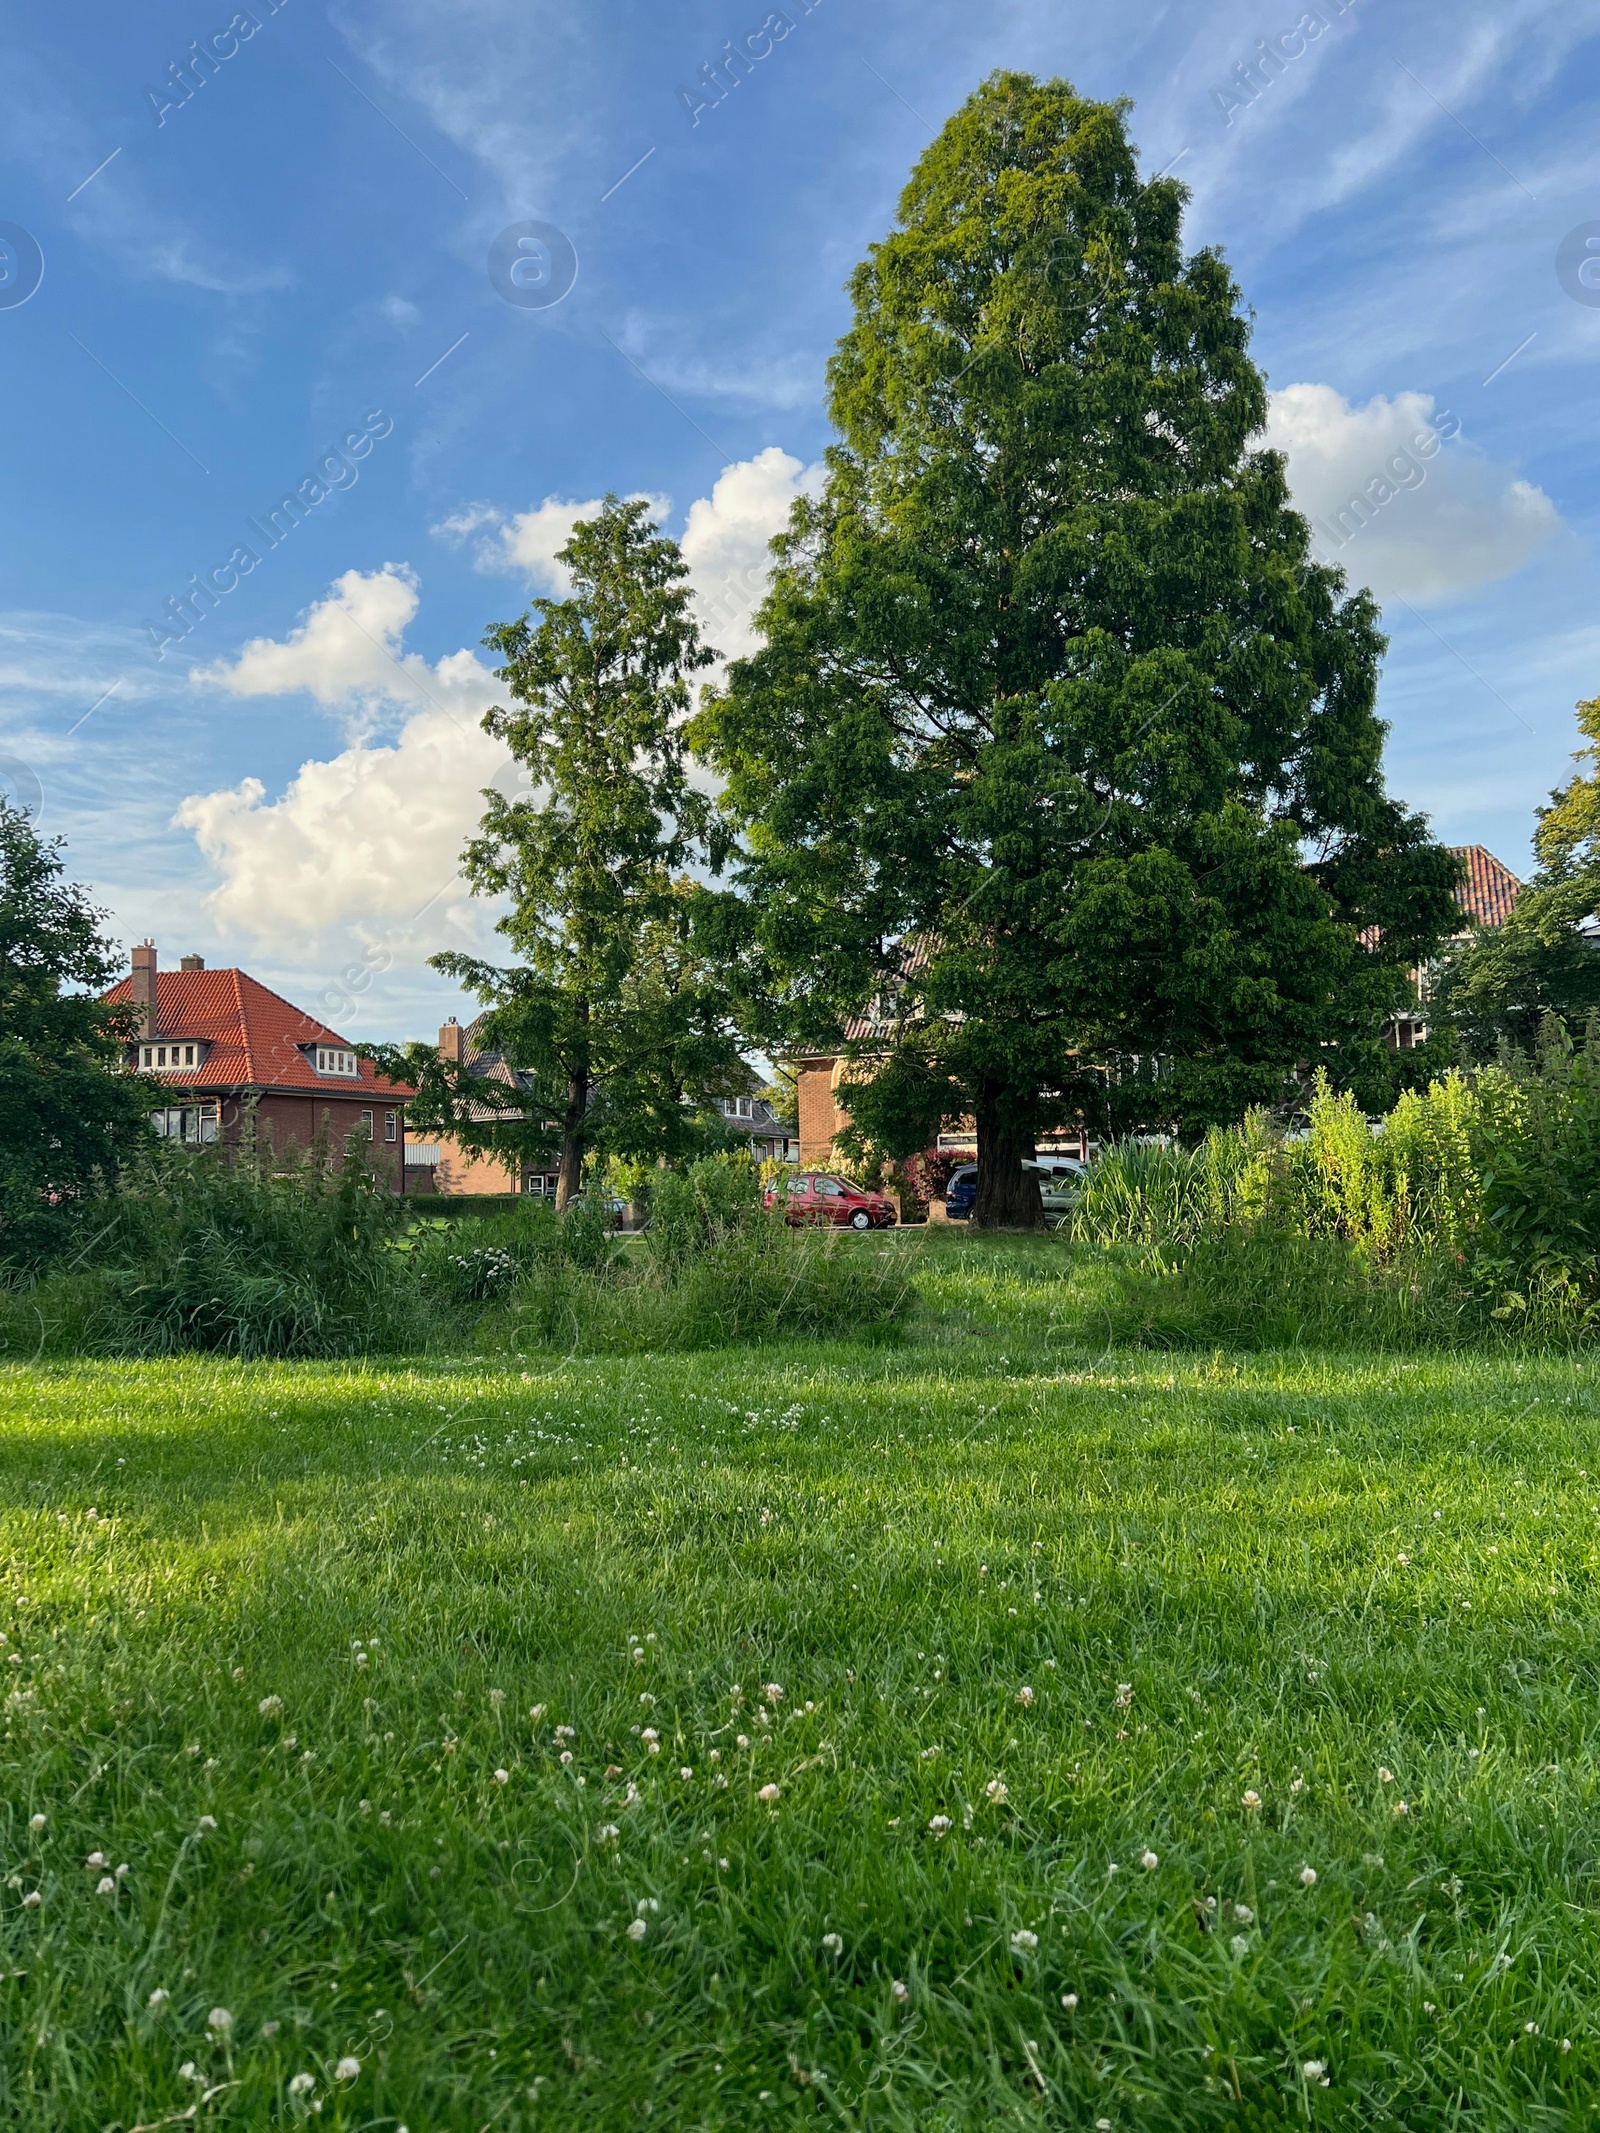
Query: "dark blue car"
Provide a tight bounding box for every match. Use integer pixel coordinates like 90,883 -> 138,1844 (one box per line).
944,1165 -> 978,1220
944,1158 -> 1086,1222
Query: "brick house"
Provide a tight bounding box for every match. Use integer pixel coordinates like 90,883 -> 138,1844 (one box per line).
1388,844 -> 1522,1048
106,943 -> 414,1192
409,1020 -> 797,1194
404,1017 -> 553,1197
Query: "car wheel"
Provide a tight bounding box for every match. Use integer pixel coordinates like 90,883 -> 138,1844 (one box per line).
850,1209 -> 871,1229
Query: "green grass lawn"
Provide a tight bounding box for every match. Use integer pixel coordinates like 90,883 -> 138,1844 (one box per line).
4,1237 -> 1600,2129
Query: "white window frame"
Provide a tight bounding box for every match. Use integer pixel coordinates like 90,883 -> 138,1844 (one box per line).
313,1045 -> 359,1077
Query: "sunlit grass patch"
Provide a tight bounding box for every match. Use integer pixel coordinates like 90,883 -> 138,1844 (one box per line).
3,1283 -> 1600,2126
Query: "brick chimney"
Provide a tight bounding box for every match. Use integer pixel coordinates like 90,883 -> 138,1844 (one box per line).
180,953 -> 205,971
438,1016 -> 466,1064
131,941 -> 157,1039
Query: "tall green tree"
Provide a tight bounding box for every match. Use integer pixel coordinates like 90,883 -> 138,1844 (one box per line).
691,72 -> 1459,1225
375,498 -> 744,1207
0,803 -> 153,1262
1436,692 -> 1600,1056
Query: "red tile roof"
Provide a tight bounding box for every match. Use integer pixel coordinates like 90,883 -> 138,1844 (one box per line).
1448,845 -> 1521,929
104,967 -> 414,1098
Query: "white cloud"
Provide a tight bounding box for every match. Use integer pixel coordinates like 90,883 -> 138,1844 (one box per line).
437,449 -> 821,660
679,447 -> 822,663
1262,384 -> 1561,606
188,565 -> 495,734
174,444 -> 821,962
178,568 -> 511,952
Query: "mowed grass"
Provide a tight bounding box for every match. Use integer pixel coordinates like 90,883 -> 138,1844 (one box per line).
4,1240 -> 1600,2128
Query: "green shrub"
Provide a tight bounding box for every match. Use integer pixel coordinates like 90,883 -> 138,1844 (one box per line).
92,1140 -> 412,1359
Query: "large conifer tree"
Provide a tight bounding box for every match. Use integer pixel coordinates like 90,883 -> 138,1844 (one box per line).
692,72 -> 1460,1225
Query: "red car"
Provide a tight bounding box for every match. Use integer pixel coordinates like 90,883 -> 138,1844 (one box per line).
766,1172 -> 898,1230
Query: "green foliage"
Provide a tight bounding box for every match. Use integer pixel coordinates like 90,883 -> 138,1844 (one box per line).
379,498 -> 744,1206
0,803 -> 154,1266
692,73 -> 1459,1227
1436,691 -> 1600,1057
1473,1016 -> 1600,1328
473,1153 -> 916,1353
94,1138 -> 411,1358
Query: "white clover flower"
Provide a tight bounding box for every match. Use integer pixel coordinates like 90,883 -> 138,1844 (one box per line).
985,1779 -> 1008,1802
891,1980 -> 909,2003
85,1851 -> 106,1868
1139,1849 -> 1159,1870
638,1692 -> 656,1707
488,1689 -> 505,1709
559,1751 -> 574,1767
288,2071 -> 316,2096
95,1876 -> 116,1896
554,1725 -> 575,1741
493,1768 -> 510,1785
1299,1865 -> 1318,1886
921,1745 -> 941,1761
928,1815 -> 952,1836
1242,1790 -> 1262,1810
1010,1929 -> 1039,1953
627,1918 -> 648,1941
1016,1686 -> 1035,1707
258,1695 -> 283,1716
21,1891 -> 40,1909
528,1704 -> 546,1722
597,1824 -> 620,1845
1233,1904 -> 1253,1923
147,1988 -> 170,2011
736,1735 -> 750,1751
1303,2060 -> 1327,2081
821,1933 -> 843,1954
1115,1682 -> 1133,1709
1061,1993 -> 1079,2011
28,1813 -> 45,1832
207,2007 -> 233,2034
335,2055 -> 361,2080
765,1684 -> 784,1702
1378,1767 -> 1394,1785
1230,1934 -> 1250,1957
198,1815 -> 217,1831
680,1767 -> 693,1781
758,1783 -> 781,1803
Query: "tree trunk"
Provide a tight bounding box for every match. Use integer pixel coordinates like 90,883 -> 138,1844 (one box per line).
971,1097 -> 1043,1230
554,1067 -> 589,1211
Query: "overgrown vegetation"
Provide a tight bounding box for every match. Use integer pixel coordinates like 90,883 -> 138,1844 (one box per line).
0,1152 -> 913,1362
1065,1029 -> 1600,1346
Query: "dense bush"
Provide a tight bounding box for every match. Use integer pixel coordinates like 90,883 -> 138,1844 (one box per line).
99,1140 -> 413,1358
474,1155 -> 916,1353
1070,1032 -> 1600,1342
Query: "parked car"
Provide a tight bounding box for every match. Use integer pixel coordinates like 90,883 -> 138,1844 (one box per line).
764,1172 -> 898,1230
944,1157 -> 1086,1223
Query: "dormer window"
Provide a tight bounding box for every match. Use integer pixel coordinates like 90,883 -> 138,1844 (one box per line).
140,1042 -> 204,1071
314,1045 -> 359,1077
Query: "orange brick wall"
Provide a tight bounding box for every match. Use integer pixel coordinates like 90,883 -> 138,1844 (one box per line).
797,1057 -> 848,1168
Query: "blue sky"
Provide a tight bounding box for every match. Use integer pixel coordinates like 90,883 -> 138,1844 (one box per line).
2,0 -> 1599,1040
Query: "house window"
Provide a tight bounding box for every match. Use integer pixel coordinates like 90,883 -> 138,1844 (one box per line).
143,1043 -> 201,1070
313,1046 -> 359,1076
735,1096 -> 754,1119
150,1104 -> 218,1144
361,1110 -> 374,1139
385,1111 -> 397,1143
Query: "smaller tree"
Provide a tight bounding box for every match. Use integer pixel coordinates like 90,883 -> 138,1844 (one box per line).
1436,691 -> 1600,1056
373,499 -> 745,1206
0,803 -> 153,1262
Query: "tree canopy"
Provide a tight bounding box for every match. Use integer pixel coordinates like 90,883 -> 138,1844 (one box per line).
373,499 -> 745,1205
691,72 -> 1460,1223
0,803 -> 153,1262
1436,691 -> 1600,1056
